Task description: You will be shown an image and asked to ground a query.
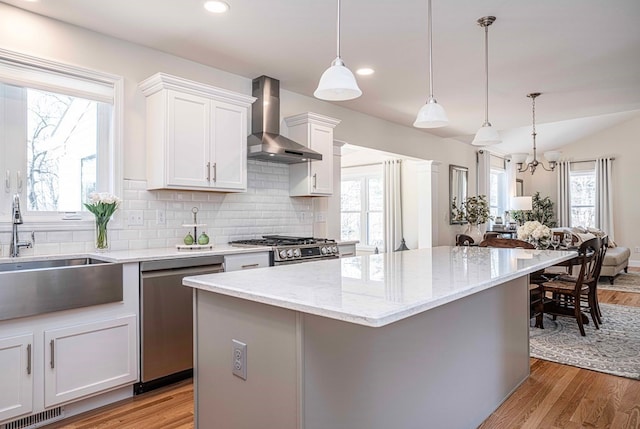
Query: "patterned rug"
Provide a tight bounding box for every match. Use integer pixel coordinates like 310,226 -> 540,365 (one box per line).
530,303 -> 640,379
599,272 -> 640,293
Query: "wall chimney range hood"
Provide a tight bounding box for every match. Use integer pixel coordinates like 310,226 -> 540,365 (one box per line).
247,76 -> 322,164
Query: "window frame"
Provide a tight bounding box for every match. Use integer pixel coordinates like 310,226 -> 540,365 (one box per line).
0,48 -> 123,231
341,165 -> 384,251
569,166 -> 597,228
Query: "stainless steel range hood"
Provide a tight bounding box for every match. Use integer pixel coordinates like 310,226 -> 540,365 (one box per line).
247,76 -> 322,164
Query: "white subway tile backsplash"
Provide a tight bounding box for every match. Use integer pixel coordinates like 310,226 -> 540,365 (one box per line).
1,161 -> 313,256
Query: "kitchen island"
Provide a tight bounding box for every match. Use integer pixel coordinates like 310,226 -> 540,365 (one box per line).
184,246 -> 574,429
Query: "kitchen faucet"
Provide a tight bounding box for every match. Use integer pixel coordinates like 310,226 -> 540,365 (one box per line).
10,194 -> 33,257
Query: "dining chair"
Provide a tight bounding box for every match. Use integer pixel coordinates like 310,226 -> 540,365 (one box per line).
540,237 -> 600,336
455,234 -> 475,246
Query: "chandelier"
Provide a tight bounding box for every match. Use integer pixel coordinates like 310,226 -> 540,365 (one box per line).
511,92 -> 561,174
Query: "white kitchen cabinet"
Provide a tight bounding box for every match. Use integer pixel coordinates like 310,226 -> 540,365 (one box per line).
140,73 -> 256,192
44,315 -> 137,408
0,334 -> 33,422
285,113 -> 340,196
224,252 -> 271,272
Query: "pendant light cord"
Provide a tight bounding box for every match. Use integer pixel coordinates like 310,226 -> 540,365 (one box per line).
531,94 -> 538,160
428,0 -> 434,99
336,0 -> 341,59
483,24 -> 489,124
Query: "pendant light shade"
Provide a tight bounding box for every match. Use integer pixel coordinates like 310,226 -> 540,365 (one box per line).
414,0 -> 448,128
472,16 -> 500,146
314,0 -> 361,101
314,57 -> 362,101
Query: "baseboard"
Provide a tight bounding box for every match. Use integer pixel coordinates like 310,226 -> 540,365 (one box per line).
628,259 -> 640,268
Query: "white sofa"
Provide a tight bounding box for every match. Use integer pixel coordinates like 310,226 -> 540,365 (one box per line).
601,246 -> 631,284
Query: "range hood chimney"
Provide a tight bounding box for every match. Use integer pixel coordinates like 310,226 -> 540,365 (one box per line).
247,76 -> 322,164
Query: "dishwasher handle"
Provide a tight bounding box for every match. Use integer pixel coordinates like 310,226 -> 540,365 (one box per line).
141,265 -> 224,280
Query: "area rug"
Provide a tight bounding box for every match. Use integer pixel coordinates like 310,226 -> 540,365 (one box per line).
530,303 -> 640,380
598,271 -> 640,293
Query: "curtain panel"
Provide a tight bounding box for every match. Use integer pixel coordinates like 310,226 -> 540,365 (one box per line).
596,157 -> 615,241
383,159 -> 402,253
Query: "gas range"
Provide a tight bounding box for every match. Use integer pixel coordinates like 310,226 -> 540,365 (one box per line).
229,235 -> 339,265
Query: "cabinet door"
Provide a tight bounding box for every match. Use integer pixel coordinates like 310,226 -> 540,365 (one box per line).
0,334 -> 33,422
44,315 -> 137,407
308,123 -> 334,195
166,90 -> 211,188
210,100 -> 247,191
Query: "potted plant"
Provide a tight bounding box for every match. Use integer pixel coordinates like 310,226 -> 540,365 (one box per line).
451,195 -> 493,243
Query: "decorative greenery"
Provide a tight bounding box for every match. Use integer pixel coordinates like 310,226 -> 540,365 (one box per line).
451,195 -> 493,224
510,192 -> 556,227
84,192 -> 121,250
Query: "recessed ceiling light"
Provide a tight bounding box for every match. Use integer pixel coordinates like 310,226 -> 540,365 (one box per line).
204,1 -> 230,14
356,68 -> 375,76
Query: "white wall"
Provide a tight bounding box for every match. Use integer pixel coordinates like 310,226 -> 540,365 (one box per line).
0,2 -> 479,252
527,115 -> 640,266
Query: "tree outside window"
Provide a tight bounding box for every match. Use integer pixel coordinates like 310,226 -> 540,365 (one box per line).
569,169 -> 596,227
341,168 -> 383,249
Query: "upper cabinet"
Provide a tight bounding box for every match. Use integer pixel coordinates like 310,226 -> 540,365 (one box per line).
140,73 -> 256,192
285,113 -> 340,196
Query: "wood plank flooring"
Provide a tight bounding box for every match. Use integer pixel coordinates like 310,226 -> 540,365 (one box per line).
43,269 -> 640,429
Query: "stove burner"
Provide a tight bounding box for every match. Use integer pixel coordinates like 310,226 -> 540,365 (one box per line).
228,236 -> 339,265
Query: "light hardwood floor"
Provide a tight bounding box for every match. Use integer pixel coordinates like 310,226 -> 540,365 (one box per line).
44,269 -> 640,429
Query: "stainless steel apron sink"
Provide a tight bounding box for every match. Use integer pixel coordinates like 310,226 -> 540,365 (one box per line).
0,257 -> 123,321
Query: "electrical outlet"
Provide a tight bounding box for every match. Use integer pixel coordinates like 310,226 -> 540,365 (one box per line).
232,339 -> 247,380
635,246 -> 640,253
127,210 -> 144,226
156,209 -> 166,225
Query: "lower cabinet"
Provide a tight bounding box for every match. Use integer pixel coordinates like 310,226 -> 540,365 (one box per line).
0,334 -> 33,422
338,243 -> 357,258
44,315 -> 137,407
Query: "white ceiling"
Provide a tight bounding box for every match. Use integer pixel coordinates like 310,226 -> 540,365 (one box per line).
6,0 -> 640,155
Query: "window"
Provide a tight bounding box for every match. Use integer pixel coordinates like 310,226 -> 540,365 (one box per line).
341,166 -> 383,249
488,155 -> 507,222
0,49 -> 122,223
569,166 -> 596,228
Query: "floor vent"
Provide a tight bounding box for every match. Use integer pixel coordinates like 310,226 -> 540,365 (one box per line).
1,407 -> 65,429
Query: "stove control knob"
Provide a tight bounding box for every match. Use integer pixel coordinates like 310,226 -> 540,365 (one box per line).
287,249 -> 294,258
293,248 -> 301,258
321,246 -> 328,255
279,249 -> 287,259
332,245 -> 338,254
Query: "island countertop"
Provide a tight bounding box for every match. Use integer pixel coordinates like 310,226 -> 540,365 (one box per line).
184,246 -> 575,327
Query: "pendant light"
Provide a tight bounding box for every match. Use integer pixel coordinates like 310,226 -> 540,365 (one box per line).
314,0 -> 362,101
414,0 -> 449,128
511,93 -> 561,174
472,16 -> 500,146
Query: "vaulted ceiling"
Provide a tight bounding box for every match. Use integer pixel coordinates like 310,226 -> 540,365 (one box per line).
5,0 -> 640,155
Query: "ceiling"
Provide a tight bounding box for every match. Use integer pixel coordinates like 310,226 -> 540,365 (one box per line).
5,0 -> 640,155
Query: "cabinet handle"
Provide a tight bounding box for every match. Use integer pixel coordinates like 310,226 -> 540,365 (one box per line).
16,170 -> 22,192
212,163 -> 217,182
27,344 -> 32,375
50,339 -> 55,369
206,162 -> 211,182
5,170 -> 9,193
313,173 -> 317,189
341,252 -> 355,257
240,263 -> 259,269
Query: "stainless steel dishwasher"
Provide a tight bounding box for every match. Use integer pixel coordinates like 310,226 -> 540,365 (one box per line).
135,255 -> 224,394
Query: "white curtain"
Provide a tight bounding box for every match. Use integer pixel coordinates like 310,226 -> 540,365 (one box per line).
383,159 -> 402,253
476,150 -> 491,196
596,157 -> 615,240
557,161 -> 571,226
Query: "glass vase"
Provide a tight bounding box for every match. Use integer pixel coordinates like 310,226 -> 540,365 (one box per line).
95,217 -> 110,252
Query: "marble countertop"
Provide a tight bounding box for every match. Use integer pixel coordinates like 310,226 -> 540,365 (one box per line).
0,245 -> 272,264
184,246 -> 576,327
